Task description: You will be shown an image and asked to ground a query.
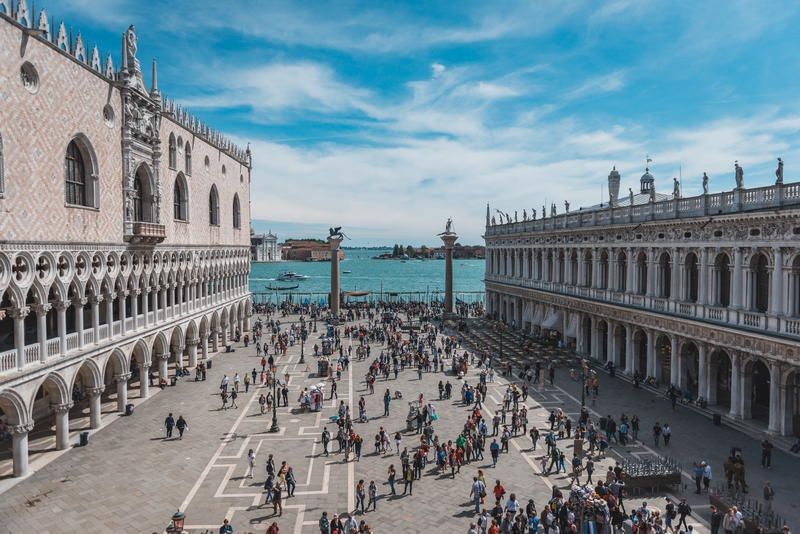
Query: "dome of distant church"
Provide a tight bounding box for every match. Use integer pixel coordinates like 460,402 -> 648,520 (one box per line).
640,167 -> 655,192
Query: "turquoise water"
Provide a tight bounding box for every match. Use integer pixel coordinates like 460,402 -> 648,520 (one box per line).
249,249 -> 485,304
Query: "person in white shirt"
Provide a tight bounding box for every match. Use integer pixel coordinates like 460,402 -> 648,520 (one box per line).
220,374 -> 229,392
233,373 -> 240,392
703,462 -> 712,492
505,493 -> 521,518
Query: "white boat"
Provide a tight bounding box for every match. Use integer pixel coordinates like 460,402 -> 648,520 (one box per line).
276,270 -> 308,281
343,270 -> 351,274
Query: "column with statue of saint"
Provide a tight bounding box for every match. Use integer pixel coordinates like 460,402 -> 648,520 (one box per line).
438,218 -> 458,318
328,227 -> 344,317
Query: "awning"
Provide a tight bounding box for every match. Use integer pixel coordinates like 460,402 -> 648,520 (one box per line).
541,310 -> 563,330
564,314 -> 579,338
532,305 -> 543,325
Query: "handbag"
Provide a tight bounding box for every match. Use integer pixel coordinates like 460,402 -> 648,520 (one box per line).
431,414 -> 438,421
480,488 -> 487,498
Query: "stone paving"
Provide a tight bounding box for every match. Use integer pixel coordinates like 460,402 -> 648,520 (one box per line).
0,314 -> 797,534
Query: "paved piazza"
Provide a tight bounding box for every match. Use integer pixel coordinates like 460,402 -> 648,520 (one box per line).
0,314 -> 797,533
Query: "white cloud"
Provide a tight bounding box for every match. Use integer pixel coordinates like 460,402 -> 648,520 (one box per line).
564,70 -> 629,100
431,62 -> 446,77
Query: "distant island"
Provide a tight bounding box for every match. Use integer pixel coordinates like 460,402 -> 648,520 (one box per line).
372,243 -> 484,260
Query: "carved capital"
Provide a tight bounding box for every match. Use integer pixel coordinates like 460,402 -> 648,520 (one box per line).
55,301 -> 70,312
130,289 -> 141,297
155,352 -> 170,361
114,372 -> 132,382
9,307 -> 30,319
185,338 -> 199,347
104,292 -> 117,301
171,345 -> 185,354
120,290 -> 130,298
31,303 -> 52,316
89,295 -> 104,305
51,402 -> 73,414
86,387 -> 105,397
8,422 -> 35,435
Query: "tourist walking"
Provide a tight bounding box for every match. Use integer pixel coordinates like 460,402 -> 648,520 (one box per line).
176,415 -> 188,439
220,374 -> 229,392
368,480 -> 378,511
247,449 -> 256,478
388,464 -> 397,495
471,476 -> 486,514
220,390 -> 229,410
230,389 -> 239,409
164,413 -> 175,438
272,481 -> 283,516
761,439 -> 774,468
219,518 -> 233,533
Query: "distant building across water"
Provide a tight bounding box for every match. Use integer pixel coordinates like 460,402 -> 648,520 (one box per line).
251,229 -> 281,262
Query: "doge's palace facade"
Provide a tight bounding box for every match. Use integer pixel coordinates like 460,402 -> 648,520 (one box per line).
0,4 -> 251,476
485,167 -> 800,438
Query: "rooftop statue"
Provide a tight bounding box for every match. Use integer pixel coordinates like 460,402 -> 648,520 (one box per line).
649,183 -> 656,202
673,177 -> 680,198
523,209 -> 528,221
776,158 -> 784,185
514,211 -> 518,223
531,208 -> 537,220
444,217 -> 454,234
564,200 -> 570,213
126,25 -> 141,73
702,173 -> 709,194
735,162 -> 744,188
629,188 -> 634,206
542,205 -> 546,219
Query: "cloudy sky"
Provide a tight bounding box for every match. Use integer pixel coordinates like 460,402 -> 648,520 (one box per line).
45,0 -> 800,246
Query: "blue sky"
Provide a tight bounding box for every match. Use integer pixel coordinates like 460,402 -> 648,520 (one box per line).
44,0 -> 800,246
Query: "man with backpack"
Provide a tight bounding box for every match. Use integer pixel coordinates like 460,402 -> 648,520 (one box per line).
677,498 -> 692,531
321,427 -> 331,456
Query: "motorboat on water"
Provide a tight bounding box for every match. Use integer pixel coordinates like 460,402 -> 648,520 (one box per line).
276,270 -> 308,281
343,270 -> 351,274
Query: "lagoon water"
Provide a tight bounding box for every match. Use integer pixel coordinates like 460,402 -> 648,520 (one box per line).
249,249 -> 485,303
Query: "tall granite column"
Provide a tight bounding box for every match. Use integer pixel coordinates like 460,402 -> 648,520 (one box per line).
440,233 -> 458,316
329,237 -> 343,317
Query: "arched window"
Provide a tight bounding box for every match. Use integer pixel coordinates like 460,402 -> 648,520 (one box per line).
168,134 -> 177,169
133,166 -> 154,222
184,142 -> 192,175
0,131 -> 4,197
209,185 -> 219,225
174,173 -> 188,221
65,139 -> 98,207
232,194 -> 241,229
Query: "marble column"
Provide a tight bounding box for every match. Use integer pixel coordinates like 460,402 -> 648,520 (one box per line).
329,237 -> 343,316
646,248 -> 656,297
607,321 -> 616,365
646,329 -> 655,378
157,352 -> 170,382
90,295 -> 102,344
139,360 -> 150,399
212,328 -> 220,352
626,248 -> 635,294
768,361 -> 782,434
187,339 -> 199,368
142,287 -> 150,328
671,248 -> 680,302
51,402 -> 73,450
729,352 -> 741,418
698,343 -> 708,401
115,373 -> 131,412
34,303 -> 51,363
86,387 -> 105,429
172,345 -> 185,371
11,307 -> 30,370
119,291 -> 128,336
770,247 -> 784,316
56,301 -> 68,355
130,289 -> 139,331
73,298 -> 86,350
698,248 -> 709,305
440,232 -> 458,315
9,422 -> 34,477
625,325 -> 634,375
670,335 -> 680,388
732,248 -> 743,310
200,332 -> 209,361
104,293 -> 115,337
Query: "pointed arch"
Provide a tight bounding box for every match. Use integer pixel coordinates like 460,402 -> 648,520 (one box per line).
168,133 -> 177,169
232,193 -> 241,229
65,134 -> 99,208
173,172 -> 189,222
184,141 -> 192,175
209,184 -> 220,225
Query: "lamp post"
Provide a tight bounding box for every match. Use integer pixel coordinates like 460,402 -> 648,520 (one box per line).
299,324 -> 306,364
166,510 -> 186,534
270,374 -> 280,433
580,359 -> 589,407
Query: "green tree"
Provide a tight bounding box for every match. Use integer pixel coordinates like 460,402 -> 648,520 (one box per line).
393,244 -> 399,257
420,245 -> 428,258
406,245 -> 415,258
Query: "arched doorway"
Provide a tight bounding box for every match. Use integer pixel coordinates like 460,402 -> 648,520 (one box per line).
655,334 -> 671,384
596,320 -> 608,361
709,350 -> 731,409
782,370 -> 800,437
635,329 -> 647,375
750,360 -> 770,423
615,324 -> 627,370
680,341 -> 699,396
751,253 -> 769,313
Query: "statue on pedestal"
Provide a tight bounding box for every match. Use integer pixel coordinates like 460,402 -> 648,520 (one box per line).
734,161 -> 744,188
551,203 -> 556,217
542,205 -> 546,219
629,188 -> 634,206
776,158 -> 784,185
523,209 -> 527,221
514,211 -> 518,223
444,217 -> 454,234
649,184 -> 656,203
531,208 -> 536,220
673,177 -> 680,198
702,173 -> 709,194
564,200 -> 570,213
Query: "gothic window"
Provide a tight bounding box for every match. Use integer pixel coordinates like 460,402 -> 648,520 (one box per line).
64,139 -> 98,207
184,142 -> 192,175
232,193 -> 241,229
168,134 -> 177,169
0,131 -> 4,197
209,185 -> 219,225
133,174 -> 143,222
174,173 -> 188,221
133,166 -> 154,222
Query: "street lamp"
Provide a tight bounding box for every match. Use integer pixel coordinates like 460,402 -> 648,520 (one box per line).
166,510 -> 186,533
270,376 -> 280,433
580,359 -> 589,407
299,325 -> 306,364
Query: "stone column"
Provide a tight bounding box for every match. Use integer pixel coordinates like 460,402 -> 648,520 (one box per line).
591,249 -> 599,288
51,402 -> 73,450
73,298 -> 86,350
33,303 -> 51,363
440,233 -> 458,316
740,360 -> 752,419
706,349 -> 718,405
329,237 -> 343,317
11,307 -> 30,370
729,352 -> 741,418
589,316 -> 597,358
626,247 -> 635,294
770,247 -> 784,317
90,295 -> 102,344
172,345 -> 185,371
698,248 -> 709,305
139,360 -> 150,399
151,286 -> 160,323
8,422 -> 34,477
646,329 -> 655,378
115,373 -> 131,412
119,290 -> 128,336
625,325 -> 634,375
200,332 -> 209,361
670,335 -> 680,388
142,287 -> 150,328
130,289 -> 139,331
768,361 -> 782,434
732,248 -> 743,310
187,339 -> 199,368
670,248 -> 680,302
86,387 -> 105,429
607,321 -> 616,365
211,328 -> 220,352
646,248 -> 656,297
105,293 -> 115,336
156,352 -> 170,382
698,343 -> 708,401
159,286 -> 167,320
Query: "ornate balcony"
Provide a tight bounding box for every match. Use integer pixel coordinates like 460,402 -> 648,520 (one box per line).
128,222 -> 166,244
